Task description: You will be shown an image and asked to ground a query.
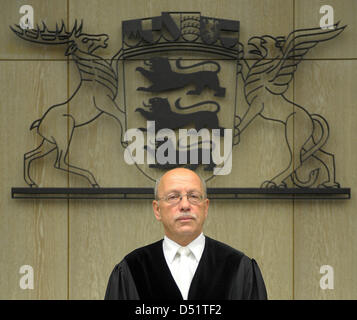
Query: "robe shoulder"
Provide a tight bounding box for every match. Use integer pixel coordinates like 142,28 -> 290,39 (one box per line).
104,240 -> 163,300
231,255 -> 268,300
206,237 -> 246,261
104,259 -> 140,300
206,237 -> 268,300
125,239 -> 162,262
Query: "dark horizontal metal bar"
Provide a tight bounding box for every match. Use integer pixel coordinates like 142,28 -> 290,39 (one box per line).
207,188 -> 351,195
11,187 -> 351,200
12,187 -> 154,195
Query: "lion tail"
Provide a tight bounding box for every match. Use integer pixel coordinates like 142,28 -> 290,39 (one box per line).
175,98 -> 220,113
291,168 -> 320,188
300,114 -> 329,162
175,58 -> 220,73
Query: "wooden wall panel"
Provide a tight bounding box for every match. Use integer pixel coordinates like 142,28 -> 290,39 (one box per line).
68,200 -> 162,299
0,0 -> 67,59
294,61 -> 357,299
205,200 -> 293,300
0,61 -> 68,299
295,0 -> 356,59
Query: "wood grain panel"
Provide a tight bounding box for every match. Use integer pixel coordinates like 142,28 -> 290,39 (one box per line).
294,60 -> 357,299
295,0 -> 356,59
205,200 -> 293,300
0,0 -> 67,60
0,61 -> 68,299
68,199 -> 162,299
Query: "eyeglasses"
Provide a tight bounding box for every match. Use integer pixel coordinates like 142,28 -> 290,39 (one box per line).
158,192 -> 205,205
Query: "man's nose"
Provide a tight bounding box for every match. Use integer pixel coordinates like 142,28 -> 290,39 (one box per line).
178,195 -> 191,210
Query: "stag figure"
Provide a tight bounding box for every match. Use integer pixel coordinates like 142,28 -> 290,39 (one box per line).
11,21 -> 125,187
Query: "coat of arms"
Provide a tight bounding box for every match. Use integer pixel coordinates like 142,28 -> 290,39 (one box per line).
10,12 -> 349,198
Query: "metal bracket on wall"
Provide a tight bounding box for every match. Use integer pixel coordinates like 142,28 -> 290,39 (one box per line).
11,187 -> 351,200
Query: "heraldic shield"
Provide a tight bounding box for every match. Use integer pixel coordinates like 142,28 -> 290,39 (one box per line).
121,12 -> 241,182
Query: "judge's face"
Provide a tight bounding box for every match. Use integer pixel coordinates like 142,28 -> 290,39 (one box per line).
153,168 -> 209,246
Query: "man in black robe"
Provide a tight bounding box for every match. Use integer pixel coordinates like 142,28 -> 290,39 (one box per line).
105,168 -> 267,300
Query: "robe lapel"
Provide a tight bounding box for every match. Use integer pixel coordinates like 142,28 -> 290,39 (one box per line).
187,236 -> 211,299
126,239 -> 183,300
188,236 -> 230,300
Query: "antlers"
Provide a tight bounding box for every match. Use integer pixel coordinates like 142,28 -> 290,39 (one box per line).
10,20 -> 84,45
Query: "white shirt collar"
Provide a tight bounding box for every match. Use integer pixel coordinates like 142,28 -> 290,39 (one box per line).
163,233 -> 205,264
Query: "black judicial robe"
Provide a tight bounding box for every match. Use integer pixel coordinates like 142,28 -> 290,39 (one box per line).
105,236 -> 267,300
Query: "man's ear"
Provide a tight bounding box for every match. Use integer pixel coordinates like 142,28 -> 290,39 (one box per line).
65,42 -> 77,56
204,198 -> 209,218
152,200 -> 161,221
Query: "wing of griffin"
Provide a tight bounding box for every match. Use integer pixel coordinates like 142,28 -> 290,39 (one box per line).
249,22 -> 346,96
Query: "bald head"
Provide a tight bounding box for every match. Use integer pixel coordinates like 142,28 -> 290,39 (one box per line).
154,168 -> 207,200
